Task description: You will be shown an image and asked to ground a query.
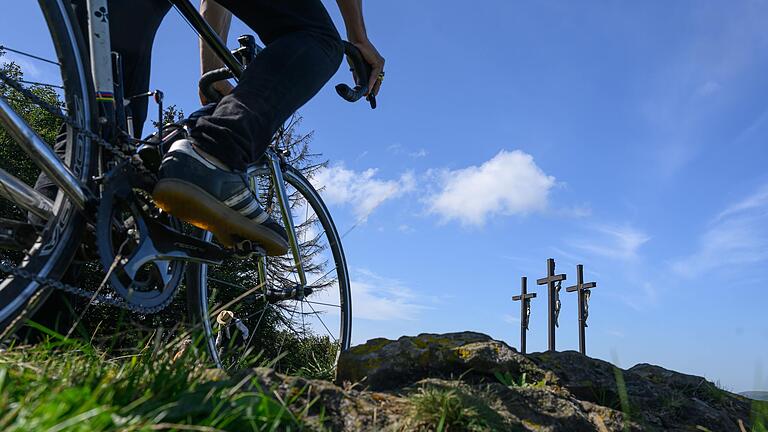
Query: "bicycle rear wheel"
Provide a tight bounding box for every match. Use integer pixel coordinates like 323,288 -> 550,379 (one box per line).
187,165 -> 351,376
0,0 -> 94,337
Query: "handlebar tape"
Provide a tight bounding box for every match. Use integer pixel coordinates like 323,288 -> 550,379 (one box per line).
199,68 -> 234,104
335,41 -> 377,109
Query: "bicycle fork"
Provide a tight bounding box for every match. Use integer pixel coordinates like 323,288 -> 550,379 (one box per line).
262,151 -> 307,289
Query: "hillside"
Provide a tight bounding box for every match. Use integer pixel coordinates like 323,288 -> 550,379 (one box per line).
743,392 -> 768,402
1,332 -> 766,431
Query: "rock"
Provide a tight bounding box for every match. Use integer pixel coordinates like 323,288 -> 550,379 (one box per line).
526,351 -> 755,431
213,333 -> 766,431
237,367 -> 407,431
527,351 -> 658,411
628,363 -> 752,430
335,332 -> 551,391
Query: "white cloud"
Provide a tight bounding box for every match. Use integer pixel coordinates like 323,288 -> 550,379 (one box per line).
569,224 -> 650,261
352,269 -> 429,321
426,150 -> 556,226
397,224 -> 414,233
410,149 -> 428,158
714,185 -> 768,222
312,165 -> 415,220
503,314 -> 520,324
387,143 -> 428,158
673,185 -> 768,277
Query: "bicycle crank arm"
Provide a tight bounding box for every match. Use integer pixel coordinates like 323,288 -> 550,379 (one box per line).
0,96 -> 92,210
121,217 -> 228,282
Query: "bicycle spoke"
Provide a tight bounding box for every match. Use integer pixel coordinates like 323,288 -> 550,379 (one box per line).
275,300 -> 301,359
239,302 -> 270,363
0,45 -> 60,66
17,79 -> 64,90
306,265 -> 338,290
305,301 -> 336,343
209,276 -> 257,292
304,300 -> 341,309
209,280 -> 267,319
300,299 -> 306,338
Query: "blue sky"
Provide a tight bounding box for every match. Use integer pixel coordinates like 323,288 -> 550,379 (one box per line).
3,1 -> 768,393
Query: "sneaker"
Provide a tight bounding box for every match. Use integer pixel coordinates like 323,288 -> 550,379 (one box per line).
152,139 -> 289,256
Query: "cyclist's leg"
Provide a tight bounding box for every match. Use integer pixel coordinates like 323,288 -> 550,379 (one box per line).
190,0 -> 345,171
154,0 -> 342,253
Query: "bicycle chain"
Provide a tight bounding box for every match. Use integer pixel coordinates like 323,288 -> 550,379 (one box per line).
0,71 -> 173,314
0,260 -> 170,314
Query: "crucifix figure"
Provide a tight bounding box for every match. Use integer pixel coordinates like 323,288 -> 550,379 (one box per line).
537,258 -> 567,351
512,276 -> 537,354
565,264 -> 597,355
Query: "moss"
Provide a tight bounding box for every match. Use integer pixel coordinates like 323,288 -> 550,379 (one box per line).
347,338 -> 390,355
411,334 -> 460,350
456,347 -> 472,360
522,419 -> 544,431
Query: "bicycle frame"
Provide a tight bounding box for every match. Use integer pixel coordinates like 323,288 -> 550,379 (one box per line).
0,0 -> 309,284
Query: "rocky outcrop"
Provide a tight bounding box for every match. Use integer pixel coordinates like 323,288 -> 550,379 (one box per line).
234,332 -> 764,431
335,332 -> 553,390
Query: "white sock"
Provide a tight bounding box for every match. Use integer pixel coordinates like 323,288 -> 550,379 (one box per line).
168,139 -> 231,171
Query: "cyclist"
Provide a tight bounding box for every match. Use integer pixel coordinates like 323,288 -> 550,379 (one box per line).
67,0 -> 385,255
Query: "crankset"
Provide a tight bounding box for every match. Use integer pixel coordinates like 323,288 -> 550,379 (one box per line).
95,162 -> 228,309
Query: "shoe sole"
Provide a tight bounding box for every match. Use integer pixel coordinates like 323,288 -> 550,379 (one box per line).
152,178 -> 289,256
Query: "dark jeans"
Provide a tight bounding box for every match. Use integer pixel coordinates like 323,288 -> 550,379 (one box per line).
71,0 -> 343,169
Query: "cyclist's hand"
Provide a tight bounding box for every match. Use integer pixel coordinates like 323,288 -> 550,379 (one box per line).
199,80 -> 234,105
350,39 -> 385,97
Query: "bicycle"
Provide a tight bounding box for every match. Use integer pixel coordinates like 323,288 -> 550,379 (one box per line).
0,0 -> 375,370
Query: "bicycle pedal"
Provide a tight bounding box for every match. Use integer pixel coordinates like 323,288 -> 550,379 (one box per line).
232,239 -> 266,259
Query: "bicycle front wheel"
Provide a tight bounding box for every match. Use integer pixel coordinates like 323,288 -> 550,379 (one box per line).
187,165 -> 351,376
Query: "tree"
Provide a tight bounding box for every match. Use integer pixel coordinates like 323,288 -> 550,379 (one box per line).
0,52 -> 62,221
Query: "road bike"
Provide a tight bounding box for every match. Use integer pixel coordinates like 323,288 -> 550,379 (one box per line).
0,0 -> 374,370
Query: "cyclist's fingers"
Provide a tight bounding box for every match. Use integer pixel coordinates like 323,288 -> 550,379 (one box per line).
368,62 -> 384,97
370,74 -> 383,97
199,88 -> 210,105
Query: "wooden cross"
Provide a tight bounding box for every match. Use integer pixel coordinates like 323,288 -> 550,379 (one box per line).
565,264 -> 597,355
537,258 -> 567,351
512,276 -> 537,354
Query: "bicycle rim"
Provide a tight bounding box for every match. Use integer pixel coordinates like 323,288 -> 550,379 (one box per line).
187,165 -> 351,376
0,0 -> 94,337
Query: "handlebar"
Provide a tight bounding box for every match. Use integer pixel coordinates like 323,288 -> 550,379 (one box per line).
335,41 -> 377,109
199,67 -> 234,105
198,38 -> 377,109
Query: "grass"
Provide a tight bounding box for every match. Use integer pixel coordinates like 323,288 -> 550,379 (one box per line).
0,335 -> 313,431
753,400 -> 768,432
405,386 -> 489,432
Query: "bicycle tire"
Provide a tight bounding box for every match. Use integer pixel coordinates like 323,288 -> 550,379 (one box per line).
186,164 -> 352,372
0,0 -> 95,337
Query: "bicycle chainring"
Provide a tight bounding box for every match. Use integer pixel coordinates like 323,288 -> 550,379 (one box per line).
95,162 -> 185,310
